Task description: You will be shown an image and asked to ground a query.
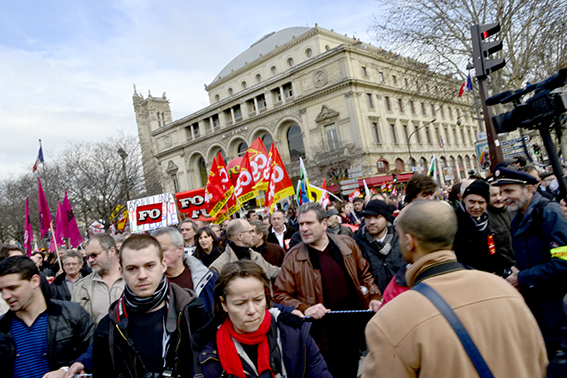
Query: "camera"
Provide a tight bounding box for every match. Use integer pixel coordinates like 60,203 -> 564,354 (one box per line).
488,69 -> 567,134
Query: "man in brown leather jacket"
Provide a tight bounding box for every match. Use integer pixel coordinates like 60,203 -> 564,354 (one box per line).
274,202 -> 382,378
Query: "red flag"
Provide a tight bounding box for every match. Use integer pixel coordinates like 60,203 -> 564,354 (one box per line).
392,187 -> 398,196
205,157 -> 223,213
24,198 -> 33,256
208,153 -> 235,218
37,178 -> 52,239
247,138 -> 271,190
381,181 -> 387,192
235,150 -> 259,205
265,146 -> 294,212
320,179 -> 331,208
348,188 -> 361,202
387,181 -> 393,191
63,192 -> 83,248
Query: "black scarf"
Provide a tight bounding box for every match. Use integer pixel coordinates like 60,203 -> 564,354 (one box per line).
123,275 -> 170,314
251,242 -> 267,254
460,201 -> 489,232
228,241 -> 251,260
363,225 -> 394,256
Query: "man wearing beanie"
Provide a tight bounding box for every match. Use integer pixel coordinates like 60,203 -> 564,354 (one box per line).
453,179 -> 513,274
353,200 -> 406,293
92,234 -> 210,378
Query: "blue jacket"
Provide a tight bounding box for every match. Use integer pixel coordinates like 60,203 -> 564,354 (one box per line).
194,309 -> 332,378
511,192 -> 567,341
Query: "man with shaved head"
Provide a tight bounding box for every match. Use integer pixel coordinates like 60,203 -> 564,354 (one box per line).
208,219 -> 280,279
362,200 -> 547,378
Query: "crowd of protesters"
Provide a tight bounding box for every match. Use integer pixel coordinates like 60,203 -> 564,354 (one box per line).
1,157 -> 567,377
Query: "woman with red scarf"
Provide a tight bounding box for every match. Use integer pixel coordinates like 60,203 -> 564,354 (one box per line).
192,260 -> 332,378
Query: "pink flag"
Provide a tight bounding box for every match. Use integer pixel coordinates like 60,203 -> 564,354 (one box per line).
37,178 -> 52,239
53,201 -> 66,249
63,192 -> 83,248
24,198 -> 33,256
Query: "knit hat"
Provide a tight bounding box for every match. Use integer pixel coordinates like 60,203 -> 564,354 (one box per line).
360,200 -> 395,223
463,179 -> 490,202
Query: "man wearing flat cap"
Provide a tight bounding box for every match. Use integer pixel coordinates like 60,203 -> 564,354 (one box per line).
353,200 -> 406,293
454,179 -> 514,275
493,167 -> 567,359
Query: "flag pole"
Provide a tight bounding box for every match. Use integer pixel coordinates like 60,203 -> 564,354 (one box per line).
50,220 -> 63,273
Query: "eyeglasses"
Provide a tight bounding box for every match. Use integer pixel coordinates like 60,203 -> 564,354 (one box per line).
86,249 -> 106,260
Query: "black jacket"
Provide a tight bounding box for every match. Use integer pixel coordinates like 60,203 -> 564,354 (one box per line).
487,205 -> 515,265
92,283 -> 210,378
353,225 -> 406,293
267,225 -> 298,251
50,269 -> 88,301
0,299 -> 94,378
454,206 -> 512,275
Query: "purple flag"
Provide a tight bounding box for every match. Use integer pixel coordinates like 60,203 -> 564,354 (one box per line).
24,198 -> 33,256
37,178 -> 52,239
63,192 -> 83,248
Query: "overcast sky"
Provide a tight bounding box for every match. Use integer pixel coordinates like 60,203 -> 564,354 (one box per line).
0,0 -> 382,179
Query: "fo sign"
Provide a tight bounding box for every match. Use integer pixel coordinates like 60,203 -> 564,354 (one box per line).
136,203 -> 163,225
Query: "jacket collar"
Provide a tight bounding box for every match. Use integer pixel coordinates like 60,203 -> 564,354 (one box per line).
514,191 -> 544,232
295,232 -> 352,261
405,250 -> 457,288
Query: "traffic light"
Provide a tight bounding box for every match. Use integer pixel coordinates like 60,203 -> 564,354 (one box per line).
533,144 -> 540,155
392,173 -> 398,184
470,23 -> 506,79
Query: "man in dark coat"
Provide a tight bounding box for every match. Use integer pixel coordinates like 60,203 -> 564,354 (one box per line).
454,179 -> 512,275
51,251 -> 89,301
267,209 -> 297,251
353,200 -> 406,293
487,183 -> 515,264
493,167 -> 567,359
92,234 -> 209,378
250,220 -> 286,267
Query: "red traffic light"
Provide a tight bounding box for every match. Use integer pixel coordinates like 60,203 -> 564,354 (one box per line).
479,23 -> 501,40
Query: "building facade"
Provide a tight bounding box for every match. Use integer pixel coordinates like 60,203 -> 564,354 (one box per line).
134,25 -> 481,195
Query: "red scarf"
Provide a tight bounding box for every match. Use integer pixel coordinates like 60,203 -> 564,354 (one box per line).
216,309 -> 272,378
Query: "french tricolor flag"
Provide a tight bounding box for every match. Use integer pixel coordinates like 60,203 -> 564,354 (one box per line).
33,145 -> 44,173
458,74 -> 473,97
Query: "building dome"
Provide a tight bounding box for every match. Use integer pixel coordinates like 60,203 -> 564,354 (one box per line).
210,26 -> 312,84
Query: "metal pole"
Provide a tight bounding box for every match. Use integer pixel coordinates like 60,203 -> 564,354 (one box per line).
477,79 -> 504,170
407,119 -> 436,167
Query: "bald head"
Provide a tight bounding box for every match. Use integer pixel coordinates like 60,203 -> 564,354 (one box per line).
226,219 -> 255,248
397,200 -> 457,254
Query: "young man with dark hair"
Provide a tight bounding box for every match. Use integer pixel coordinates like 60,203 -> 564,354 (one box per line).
0,256 -> 94,378
92,234 -> 209,378
404,173 -> 437,204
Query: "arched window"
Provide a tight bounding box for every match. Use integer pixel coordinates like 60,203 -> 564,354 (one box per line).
377,159 -> 389,174
198,157 -> 207,187
395,158 -> 404,171
465,156 -> 471,170
458,156 -> 465,175
237,142 -> 248,157
261,133 -> 273,151
421,157 -> 428,170
449,156 -> 458,181
287,125 -> 305,160
408,157 -> 416,170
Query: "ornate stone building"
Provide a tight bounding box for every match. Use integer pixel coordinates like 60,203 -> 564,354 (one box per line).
134,25 -> 481,195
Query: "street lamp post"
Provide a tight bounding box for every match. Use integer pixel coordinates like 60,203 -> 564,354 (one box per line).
407,119 -> 436,169
117,147 -> 130,202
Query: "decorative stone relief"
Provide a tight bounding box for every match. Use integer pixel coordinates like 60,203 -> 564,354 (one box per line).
315,105 -> 340,124
166,160 -> 178,175
164,135 -> 172,148
313,69 -> 328,88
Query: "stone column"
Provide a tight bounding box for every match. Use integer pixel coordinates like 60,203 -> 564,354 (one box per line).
230,108 -> 235,123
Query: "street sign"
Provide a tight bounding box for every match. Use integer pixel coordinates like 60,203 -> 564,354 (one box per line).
341,183 -> 360,191
477,132 -> 487,140
503,151 -> 526,159
340,178 -> 358,185
501,144 -> 530,154
500,136 -> 529,147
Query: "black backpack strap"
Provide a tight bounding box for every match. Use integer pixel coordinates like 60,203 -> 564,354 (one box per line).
413,260 -> 465,285
412,283 -> 495,378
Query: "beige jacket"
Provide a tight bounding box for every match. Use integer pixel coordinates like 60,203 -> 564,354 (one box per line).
209,243 -> 280,279
363,250 -> 547,378
72,272 -> 125,324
